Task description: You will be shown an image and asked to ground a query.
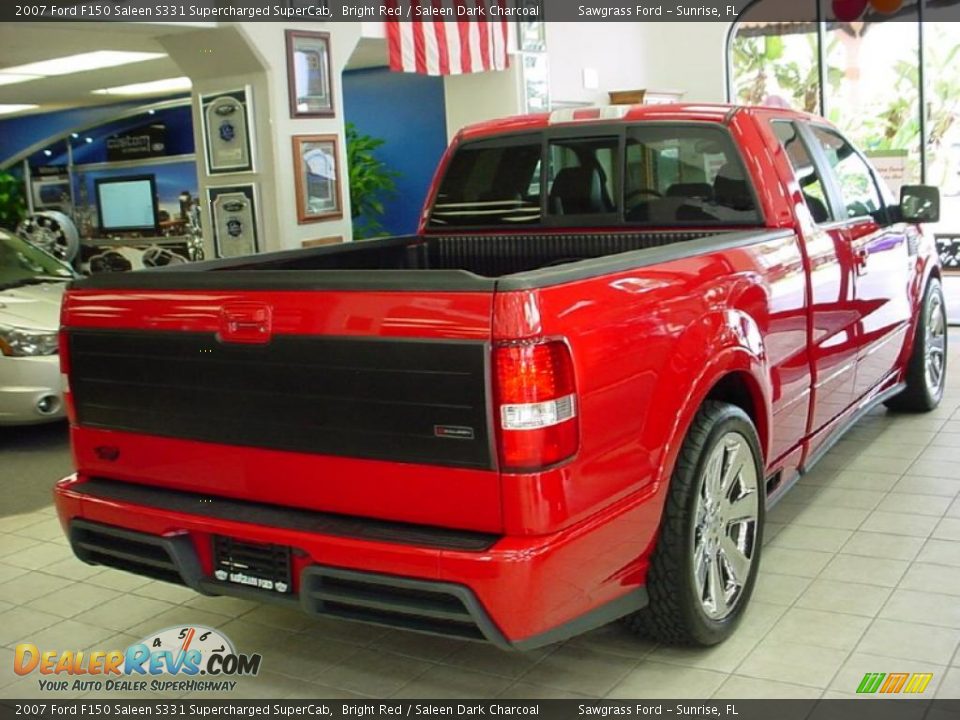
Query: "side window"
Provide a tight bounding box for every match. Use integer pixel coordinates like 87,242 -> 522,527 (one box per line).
809,126 -> 883,221
771,121 -> 833,224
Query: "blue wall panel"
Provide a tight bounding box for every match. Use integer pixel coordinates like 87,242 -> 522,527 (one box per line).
0,96 -> 189,169
342,68 -> 447,236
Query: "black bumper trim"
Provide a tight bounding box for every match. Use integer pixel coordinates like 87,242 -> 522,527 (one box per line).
66,519 -> 648,651
69,520 -> 205,589
75,477 -> 500,552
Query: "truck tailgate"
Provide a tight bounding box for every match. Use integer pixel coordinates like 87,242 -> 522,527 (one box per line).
62,288 -> 501,533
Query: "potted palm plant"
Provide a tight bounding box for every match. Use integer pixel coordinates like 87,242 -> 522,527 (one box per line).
345,123 -> 398,239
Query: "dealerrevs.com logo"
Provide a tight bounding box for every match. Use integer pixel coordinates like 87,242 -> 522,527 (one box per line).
13,625 -> 262,694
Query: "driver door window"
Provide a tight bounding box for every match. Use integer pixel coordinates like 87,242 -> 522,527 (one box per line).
809,126 -> 884,221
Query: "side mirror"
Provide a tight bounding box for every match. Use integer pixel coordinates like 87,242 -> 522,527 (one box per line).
900,185 -> 940,224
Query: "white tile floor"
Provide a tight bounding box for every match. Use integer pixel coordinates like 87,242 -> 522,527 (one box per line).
1,334 -> 960,700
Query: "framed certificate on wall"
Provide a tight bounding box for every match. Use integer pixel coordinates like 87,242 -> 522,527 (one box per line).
201,87 -> 256,174
207,184 -> 260,258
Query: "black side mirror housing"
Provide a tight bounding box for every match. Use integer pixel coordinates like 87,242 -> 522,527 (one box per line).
900,185 -> 940,224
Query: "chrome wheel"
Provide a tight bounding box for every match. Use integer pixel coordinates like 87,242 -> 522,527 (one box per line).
692,432 -> 760,621
925,292 -> 946,398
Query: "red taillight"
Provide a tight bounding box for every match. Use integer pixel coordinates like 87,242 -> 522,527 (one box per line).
494,340 -> 579,471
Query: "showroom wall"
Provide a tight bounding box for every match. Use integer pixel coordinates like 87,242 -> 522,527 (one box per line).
240,23 -> 361,248
159,26 -> 281,255
342,68 -> 447,235
443,65 -> 523,141
546,22 -> 728,106
161,23 -> 362,252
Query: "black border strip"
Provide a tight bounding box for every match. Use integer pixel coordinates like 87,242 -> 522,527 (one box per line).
69,229 -> 793,293
496,228 -> 797,290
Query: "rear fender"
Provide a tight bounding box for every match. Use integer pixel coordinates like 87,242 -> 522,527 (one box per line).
648,308 -> 771,504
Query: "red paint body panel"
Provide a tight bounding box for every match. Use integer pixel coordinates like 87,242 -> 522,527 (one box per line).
55,105 -> 938,644
61,289 -> 494,341
62,288 -> 501,532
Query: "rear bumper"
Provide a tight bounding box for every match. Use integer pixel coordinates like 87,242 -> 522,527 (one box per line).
54,474 -> 652,649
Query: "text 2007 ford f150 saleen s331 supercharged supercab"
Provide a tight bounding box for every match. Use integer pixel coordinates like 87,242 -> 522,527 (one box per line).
54,104 -> 946,649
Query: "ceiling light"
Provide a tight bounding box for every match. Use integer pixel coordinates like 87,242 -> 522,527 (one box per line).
85,137 -> 93,144
43,150 -> 52,157
0,104 -> 39,116
92,76 -> 192,96
0,73 -> 41,87
2,51 -> 165,78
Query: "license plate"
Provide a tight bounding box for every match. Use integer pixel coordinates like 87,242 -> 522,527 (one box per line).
212,536 -> 292,594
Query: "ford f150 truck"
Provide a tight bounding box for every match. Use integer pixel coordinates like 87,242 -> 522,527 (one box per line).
54,104 -> 945,649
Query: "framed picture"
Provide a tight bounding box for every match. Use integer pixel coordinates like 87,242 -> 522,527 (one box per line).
286,30 -> 334,118
207,184 -> 260,258
201,87 -> 255,174
292,135 -> 342,224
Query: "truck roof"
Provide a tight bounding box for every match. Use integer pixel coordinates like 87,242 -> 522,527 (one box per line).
457,102 -> 818,141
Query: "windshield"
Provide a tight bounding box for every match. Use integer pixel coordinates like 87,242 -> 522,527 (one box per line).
427,123 -> 763,229
0,230 -> 76,290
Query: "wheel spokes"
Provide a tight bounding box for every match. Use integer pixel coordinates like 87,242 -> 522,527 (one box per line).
707,553 -> 728,617
691,431 -> 760,621
720,532 -> 752,587
925,296 -> 947,394
703,449 -> 724,503
720,441 -> 744,500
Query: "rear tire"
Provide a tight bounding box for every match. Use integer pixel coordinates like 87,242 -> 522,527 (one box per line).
885,278 -> 947,413
625,401 -> 764,646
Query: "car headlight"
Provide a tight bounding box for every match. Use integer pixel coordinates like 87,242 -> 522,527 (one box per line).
0,325 -> 59,357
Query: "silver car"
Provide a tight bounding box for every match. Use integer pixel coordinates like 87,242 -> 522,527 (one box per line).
0,229 -> 77,425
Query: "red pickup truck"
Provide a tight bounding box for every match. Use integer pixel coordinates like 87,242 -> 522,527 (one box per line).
55,104 -> 945,650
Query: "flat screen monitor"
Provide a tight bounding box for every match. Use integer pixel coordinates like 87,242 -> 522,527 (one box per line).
95,175 -> 158,234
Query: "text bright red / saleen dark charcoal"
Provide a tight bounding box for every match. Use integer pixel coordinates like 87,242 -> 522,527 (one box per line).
54,104 -> 947,649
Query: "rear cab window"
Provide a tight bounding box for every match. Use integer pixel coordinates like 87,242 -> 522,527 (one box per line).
427,123 -> 764,230
429,137 -> 542,227
623,126 -> 759,226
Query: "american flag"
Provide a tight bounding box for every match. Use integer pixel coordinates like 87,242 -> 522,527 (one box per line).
386,1 -> 511,76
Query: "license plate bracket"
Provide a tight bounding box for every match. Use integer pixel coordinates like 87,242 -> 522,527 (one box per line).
212,536 -> 293,595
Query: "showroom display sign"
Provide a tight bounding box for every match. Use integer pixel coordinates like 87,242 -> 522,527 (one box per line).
207,184 -> 260,258
201,88 -> 256,175
286,29 -> 334,118
106,123 -> 167,161
292,134 -> 343,223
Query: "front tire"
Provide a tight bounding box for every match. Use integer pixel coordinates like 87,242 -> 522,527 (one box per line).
625,401 -> 764,646
885,277 -> 947,413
